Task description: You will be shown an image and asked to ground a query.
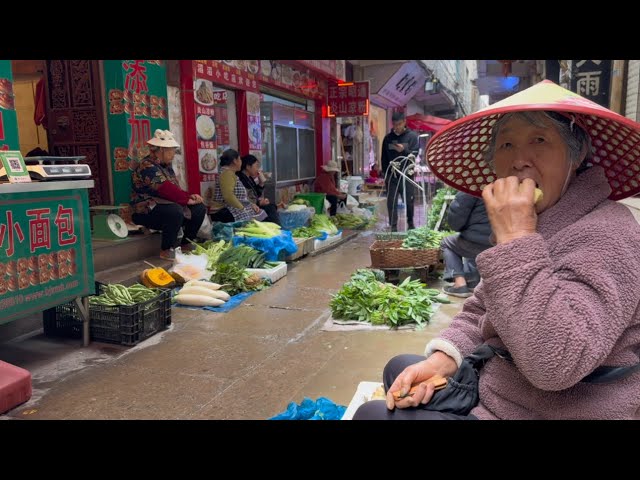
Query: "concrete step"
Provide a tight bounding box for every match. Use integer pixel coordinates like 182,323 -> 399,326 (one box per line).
94,256 -> 173,287
92,233 -> 162,273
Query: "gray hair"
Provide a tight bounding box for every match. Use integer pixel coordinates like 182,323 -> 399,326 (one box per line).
482,111 -> 592,170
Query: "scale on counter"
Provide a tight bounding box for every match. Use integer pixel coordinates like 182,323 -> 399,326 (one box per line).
90,206 -> 129,241
0,156 -> 93,182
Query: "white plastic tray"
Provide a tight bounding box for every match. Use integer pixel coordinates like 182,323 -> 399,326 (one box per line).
246,261 -> 287,283
313,231 -> 342,251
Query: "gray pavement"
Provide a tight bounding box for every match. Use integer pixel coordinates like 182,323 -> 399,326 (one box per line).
1,229 -> 463,420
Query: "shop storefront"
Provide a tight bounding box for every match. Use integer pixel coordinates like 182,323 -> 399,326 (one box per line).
179,60 -> 345,208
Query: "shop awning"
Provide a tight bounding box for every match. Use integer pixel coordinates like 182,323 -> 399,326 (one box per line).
406,113 -> 452,133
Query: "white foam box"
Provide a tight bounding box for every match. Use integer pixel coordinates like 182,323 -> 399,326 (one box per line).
341,381 -> 384,420
312,231 -> 342,251
245,261 -> 287,283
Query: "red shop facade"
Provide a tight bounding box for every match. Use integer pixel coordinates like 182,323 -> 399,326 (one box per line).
179,60 -> 345,206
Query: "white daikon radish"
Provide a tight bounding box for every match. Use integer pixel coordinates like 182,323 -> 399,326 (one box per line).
179,286 -> 229,301
185,280 -> 222,290
174,294 -> 225,307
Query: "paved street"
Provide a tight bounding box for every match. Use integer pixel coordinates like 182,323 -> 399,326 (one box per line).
0,230 -> 462,420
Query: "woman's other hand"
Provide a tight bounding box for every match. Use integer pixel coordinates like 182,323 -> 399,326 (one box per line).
482,176 -> 538,244
386,351 -> 457,410
251,203 -> 261,214
190,194 -> 203,204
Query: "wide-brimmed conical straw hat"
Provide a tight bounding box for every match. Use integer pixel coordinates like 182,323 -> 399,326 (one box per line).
425,80 -> 640,200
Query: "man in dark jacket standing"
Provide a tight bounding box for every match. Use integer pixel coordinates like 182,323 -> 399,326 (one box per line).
441,191 -> 492,298
381,112 -> 419,231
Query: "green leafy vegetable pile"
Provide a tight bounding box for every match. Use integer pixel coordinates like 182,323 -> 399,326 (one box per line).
427,187 -> 457,230
329,269 -> 450,328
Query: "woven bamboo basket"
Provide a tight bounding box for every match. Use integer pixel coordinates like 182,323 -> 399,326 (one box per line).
369,240 -> 440,269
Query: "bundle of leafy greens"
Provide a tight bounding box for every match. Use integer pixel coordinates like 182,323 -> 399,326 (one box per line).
427,187 -> 456,230
310,214 -> 339,236
401,227 -> 457,249
330,269 -> 450,328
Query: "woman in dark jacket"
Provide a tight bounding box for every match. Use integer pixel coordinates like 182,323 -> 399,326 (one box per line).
237,154 -> 280,225
440,191 -> 492,298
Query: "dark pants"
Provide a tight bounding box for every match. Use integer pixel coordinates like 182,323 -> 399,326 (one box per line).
210,208 -> 235,223
262,203 -> 281,225
132,203 -> 207,251
386,175 -> 415,230
326,195 -> 340,216
441,233 -> 491,283
352,354 -> 477,420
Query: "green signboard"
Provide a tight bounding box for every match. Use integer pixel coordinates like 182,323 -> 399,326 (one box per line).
0,60 -> 19,151
103,60 -> 170,205
0,188 -> 95,324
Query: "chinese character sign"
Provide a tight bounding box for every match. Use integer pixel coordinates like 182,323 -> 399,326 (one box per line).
571,60 -> 612,108
326,81 -> 370,117
0,188 -> 94,324
103,60 -> 170,205
194,61 -> 260,93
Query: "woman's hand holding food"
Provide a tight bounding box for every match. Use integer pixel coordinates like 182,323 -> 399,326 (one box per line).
482,176 -> 539,245
251,203 -> 261,214
386,351 -> 458,410
189,194 -> 203,204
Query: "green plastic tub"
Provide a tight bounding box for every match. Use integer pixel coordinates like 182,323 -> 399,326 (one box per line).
293,193 -> 326,215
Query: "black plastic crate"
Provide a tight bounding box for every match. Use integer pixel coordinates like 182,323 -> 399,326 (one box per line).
43,283 -> 172,346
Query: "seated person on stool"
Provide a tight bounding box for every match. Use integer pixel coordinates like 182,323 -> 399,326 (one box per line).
441,191 -> 492,298
237,154 -> 280,225
314,160 -> 346,216
210,149 -> 268,223
130,129 -> 206,260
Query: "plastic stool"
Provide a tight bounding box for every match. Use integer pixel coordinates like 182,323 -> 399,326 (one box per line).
0,360 -> 32,414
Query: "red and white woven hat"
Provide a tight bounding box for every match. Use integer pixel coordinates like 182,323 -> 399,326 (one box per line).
425,80 -> 640,200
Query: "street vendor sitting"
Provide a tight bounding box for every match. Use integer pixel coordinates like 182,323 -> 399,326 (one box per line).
130,129 -> 206,260
210,149 -> 268,223
237,154 -> 280,225
314,160 -> 346,216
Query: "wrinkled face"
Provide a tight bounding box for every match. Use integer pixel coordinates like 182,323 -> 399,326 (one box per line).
492,115 -> 580,213
246,161 -> 261,177
392,118 -> 406,136
159,147 -> 177,164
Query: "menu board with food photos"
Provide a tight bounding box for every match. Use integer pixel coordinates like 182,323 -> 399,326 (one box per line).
0,187 -> 94,324
193,60 -> 327,101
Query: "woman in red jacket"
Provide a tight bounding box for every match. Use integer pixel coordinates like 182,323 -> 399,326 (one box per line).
130,129 -> 206,260
314,160 -> 346,216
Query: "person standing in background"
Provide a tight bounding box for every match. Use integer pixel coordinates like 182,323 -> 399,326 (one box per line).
381,112 -> 419,231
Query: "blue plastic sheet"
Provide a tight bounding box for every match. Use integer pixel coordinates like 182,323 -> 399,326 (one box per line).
233,230 -> 298,262
211,220 -> 250,242
269,397 -> 347,420
173,291 -> 256,313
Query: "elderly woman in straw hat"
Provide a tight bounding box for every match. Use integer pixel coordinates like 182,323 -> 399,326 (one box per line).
131,129 -> 206,260
314,160 -> 347,216
353,80 -> 640,420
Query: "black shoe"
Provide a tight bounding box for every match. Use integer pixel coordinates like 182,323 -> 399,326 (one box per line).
443,285 -> 473,298
390,225 -> 398,232
408,222 -> 415,230
467,280 -> 479,290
